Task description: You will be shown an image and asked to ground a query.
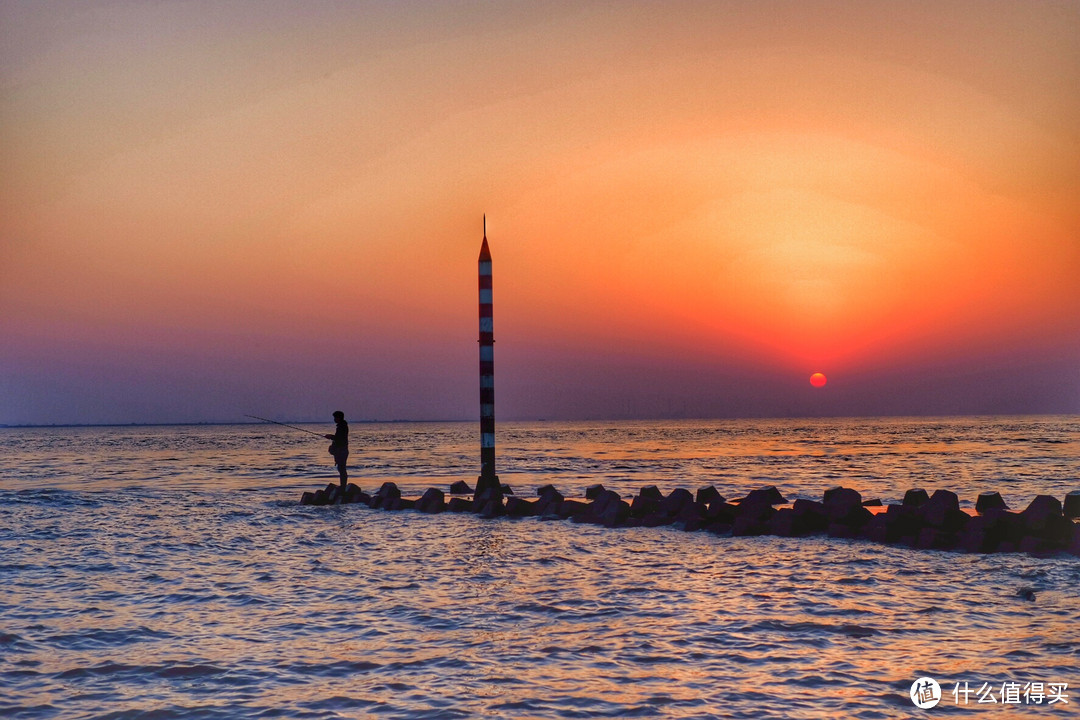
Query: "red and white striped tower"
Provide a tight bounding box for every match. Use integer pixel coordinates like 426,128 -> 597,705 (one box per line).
477,215 -> 499,493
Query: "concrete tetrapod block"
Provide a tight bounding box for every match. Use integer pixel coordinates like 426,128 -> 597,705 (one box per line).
1020,495 -> 1064,536
1064,491 -> 1080,520
791,499 -> 828,534
769,507 -> 804,537
660,488 -> 695,518
877,504 -> 921,544
735,496 -> 776,520
638,512 -> 673,528
820,492 -> 872,537
505,496 -> 536,517
864,513 -> 888,544
1019,496 -> 1074,550
744,486 -> 786,506
903,488 -> 930,507
673,502 -> 708,532
591,489 -> 622,516
915,527 -> 959,551
577,490 -> 623,525
449,480 -> 472,495
639,485 -> 664,501
823,486 -> 856,505
300,491 -> 316,506
343,483 -> 364,504
732,512 -> 772,536
585,484 -> 606,500
822,488 -> 874,536
324,483 -> 340,502
959,528 -> 994,553
416,487 -> 446,514
446,497 -> 473,513
477,497 -> 505,519
557,499 -> 590,519
922,490 -> 968,533
471,487 -> 504,513
705,500 -> 737,526
535,487 -> 564,517
959,510 -> 1013,553
965,509 -> 1030,553
371,482 -> 401,510
599,499 -> 631,528
976,492 -> 1008,514
997,510 -> 1026,547
733,495 -> 776,536
822,487 -> 864,525
630,494 -> 660,519
696,486 -> 723,506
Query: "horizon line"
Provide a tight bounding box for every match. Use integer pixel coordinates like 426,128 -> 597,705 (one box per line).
2,411 -> 1078,430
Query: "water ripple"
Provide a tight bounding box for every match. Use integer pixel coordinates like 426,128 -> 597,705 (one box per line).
1,419 -> 1078,719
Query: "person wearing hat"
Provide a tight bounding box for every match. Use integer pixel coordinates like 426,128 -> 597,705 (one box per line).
324,411 -> 349,500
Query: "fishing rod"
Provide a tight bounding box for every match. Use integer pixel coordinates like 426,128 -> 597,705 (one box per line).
245,415 -> 326,437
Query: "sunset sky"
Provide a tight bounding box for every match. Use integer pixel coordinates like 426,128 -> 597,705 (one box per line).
2,1 -> 1078,425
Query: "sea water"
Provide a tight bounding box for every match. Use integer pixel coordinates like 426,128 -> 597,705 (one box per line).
1,417 -> 1078,719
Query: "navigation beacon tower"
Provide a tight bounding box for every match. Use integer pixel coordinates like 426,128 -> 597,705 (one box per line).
477,216 -> 499,493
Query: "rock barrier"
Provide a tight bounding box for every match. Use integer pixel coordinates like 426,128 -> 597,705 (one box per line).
300,481 -> 1080,557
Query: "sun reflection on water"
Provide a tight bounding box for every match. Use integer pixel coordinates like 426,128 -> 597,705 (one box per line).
1,420 -> 1078,718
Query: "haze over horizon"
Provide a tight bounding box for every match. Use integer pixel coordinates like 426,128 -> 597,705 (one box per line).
3,1 -> 1079,426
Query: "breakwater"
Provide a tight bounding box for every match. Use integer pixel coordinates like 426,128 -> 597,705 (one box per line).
301,481 -> 1080,557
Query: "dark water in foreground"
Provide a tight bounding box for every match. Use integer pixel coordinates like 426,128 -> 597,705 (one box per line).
1,417 -> 1078,719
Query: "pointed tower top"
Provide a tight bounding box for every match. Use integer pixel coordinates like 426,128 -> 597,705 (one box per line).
479,215 -> 491,261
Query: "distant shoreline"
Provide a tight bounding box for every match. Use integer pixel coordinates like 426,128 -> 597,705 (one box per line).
0,419 -> 451,429
1,413 -> 1077,430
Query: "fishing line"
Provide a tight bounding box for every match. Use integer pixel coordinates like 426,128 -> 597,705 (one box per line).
244,415 -> 325,437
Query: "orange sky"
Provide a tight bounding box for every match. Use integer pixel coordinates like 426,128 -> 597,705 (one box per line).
1,1 -> 1078,423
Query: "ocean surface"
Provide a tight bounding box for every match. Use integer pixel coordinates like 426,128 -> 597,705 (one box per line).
2,416 -> 1078,719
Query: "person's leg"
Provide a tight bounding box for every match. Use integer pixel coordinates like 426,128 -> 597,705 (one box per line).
336,451 -> 349,501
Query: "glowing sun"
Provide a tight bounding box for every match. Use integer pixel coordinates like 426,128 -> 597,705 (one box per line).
810,372 -> 827,388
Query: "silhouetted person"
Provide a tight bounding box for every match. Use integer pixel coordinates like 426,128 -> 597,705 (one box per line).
325,411 -> 349,501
